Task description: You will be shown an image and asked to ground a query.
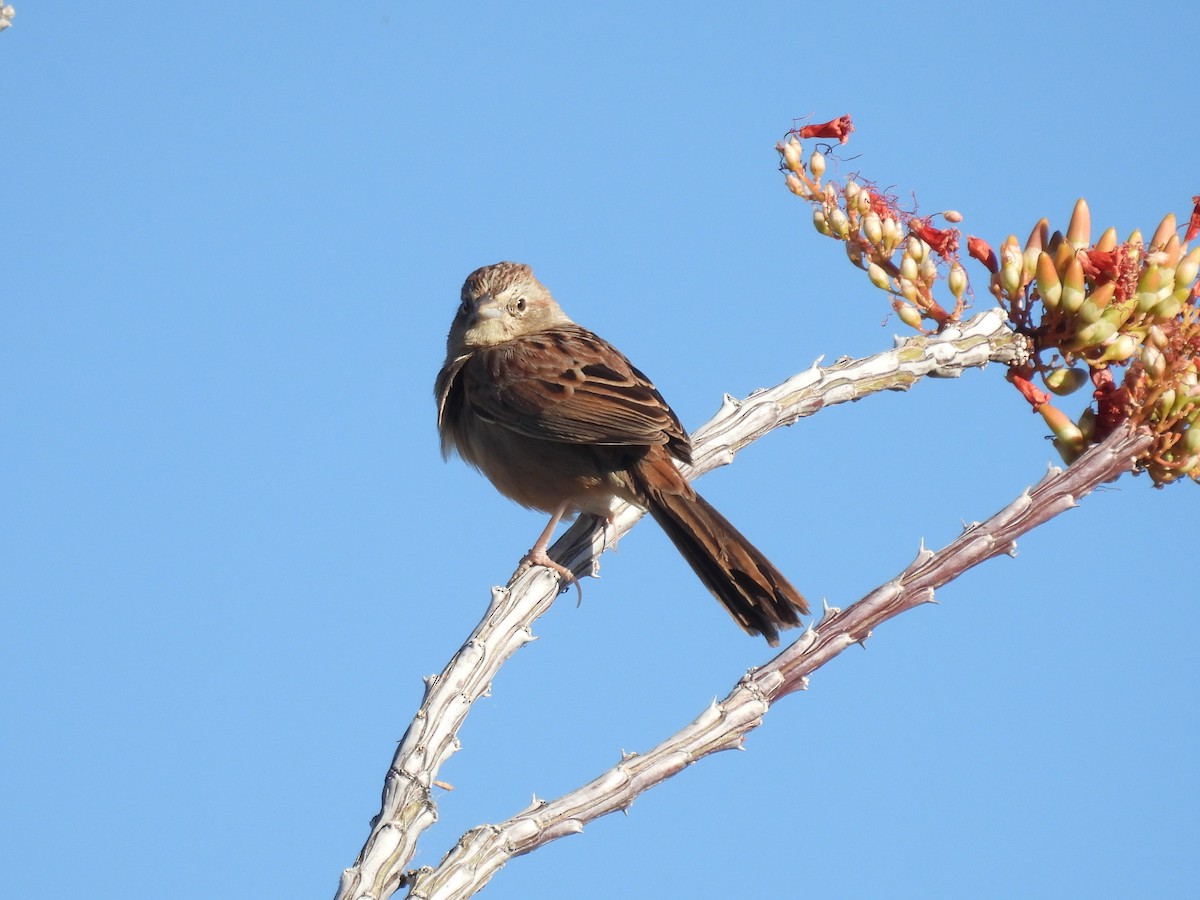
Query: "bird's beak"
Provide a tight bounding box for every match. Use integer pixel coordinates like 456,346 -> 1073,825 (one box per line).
472,295 -> 504,322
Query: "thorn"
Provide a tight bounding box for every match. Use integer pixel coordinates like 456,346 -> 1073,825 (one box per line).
422,674 -> 438,686
810,354 -> 827,370
1005,541 -> 1018,558
856,630 -> 872,648
821,596 -> 841,617
620,749 -> 639,761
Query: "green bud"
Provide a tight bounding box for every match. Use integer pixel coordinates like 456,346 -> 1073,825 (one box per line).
1044,367 -> 1088,395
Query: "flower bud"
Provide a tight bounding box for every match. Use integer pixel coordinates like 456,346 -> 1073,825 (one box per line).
809,149 -> 826,180
906,236 -> 927,263
1066,198 -> 1091,251
863,212 -> 883,246
1095,226 -> 1118,253
1077,282 -> 1115,324
1044,367 -> 1088,395
896,302 -> 923,330
900,253 -> 919,282
1073,318 -> 1117,348
829,207 -> 850,238
1175,247 -> 1200,289
1035,252 -> 1061,309
1041,403 -> 1084,449
1142,344 -> 1166,378
1151,296 -> 1183,320
881,217 -> 901,253
812,208 -> 832,236
948,263 -> 967,301
781,138 -> 802,173
868,263 -> 891,291
1098,333 -> 1138,363
1150,212 -> 1177,251
1060,257 -> 1086,313
1184,426 -> 1200,455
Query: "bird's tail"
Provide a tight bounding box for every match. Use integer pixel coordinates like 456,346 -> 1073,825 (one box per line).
635,468 -> 807,646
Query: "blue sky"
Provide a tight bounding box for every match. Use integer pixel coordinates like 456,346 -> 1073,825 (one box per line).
4,4 -> 1197,898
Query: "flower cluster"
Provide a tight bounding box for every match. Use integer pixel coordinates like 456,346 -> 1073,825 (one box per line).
980,199 -> 1200,483
778,119 -> 1200,485
777,118 -> 966,334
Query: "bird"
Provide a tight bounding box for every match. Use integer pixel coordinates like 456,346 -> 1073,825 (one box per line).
434,261 -> 807,645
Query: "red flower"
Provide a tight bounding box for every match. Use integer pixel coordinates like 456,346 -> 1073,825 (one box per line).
796,115 -> 854,144
967,236 -> 998,273
1185,195 -> 1200,244
909,219 -> 960,260
1079,248 -> 1121,282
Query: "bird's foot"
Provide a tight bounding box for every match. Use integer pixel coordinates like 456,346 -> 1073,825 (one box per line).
518,547 -> 583,602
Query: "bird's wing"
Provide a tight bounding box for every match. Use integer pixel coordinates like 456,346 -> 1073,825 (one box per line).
463,326 -> 692,462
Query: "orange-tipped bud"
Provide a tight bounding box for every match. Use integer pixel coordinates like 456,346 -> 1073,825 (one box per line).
1067,198 -> 1091,251
1077,281 -> 1116,324
1150,212 -> 1177,251
1136,265 -> 1168,312
1025,217 -> 1049,253
1041,402 -> 1084,447
1060,257 -> 1086,313
1162,233 -> 1182,268
1099,298 -> 1137,331
1095,226 -> 1118,253
1073,318 -> 1118,348
1035,252 -> 1062,308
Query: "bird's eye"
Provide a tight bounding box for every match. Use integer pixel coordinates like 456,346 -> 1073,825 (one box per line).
513,297 -> 527,314
458,299 -> 471,316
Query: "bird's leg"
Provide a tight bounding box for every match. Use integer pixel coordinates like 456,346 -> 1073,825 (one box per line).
517,501 -> 580,597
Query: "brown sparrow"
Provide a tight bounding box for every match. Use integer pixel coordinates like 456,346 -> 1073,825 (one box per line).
435,262 -> 807,645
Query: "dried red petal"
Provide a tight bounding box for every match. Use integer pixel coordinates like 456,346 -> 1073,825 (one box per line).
1007,370 -> 1049,410
967,235 -> 998,273
1080,247 -> 1121,281
909,219 -> 960,260
1185,195 -> 1200,244
796,115 -> 854,144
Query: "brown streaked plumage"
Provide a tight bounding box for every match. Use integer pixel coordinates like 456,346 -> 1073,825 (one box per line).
435,261 -> 807,645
